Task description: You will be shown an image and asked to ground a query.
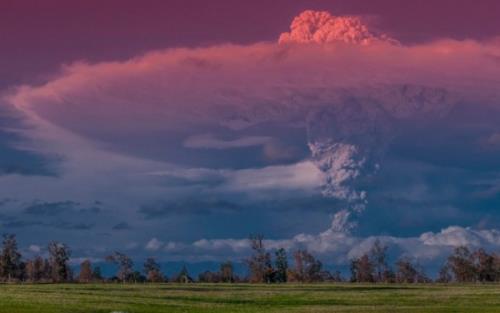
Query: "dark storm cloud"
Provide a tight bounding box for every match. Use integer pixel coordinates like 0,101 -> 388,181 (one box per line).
357,154 -> 500,237
0,104 -> 59,176
50,221 -> 94,230
112,222 -> 132,230
78,206 -> 101,214
0,144 -> 56,176
0,198 -> 16,207
1,200 -> 102,231
390,103 -> 500,171
22,200 -> 103,216
23,201 -> 78,216
2,220 -> 42,228
139,199 -> 241,219
2,218 -> 94,230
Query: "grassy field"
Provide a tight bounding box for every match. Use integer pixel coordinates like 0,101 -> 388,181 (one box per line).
0,283 -> 499,313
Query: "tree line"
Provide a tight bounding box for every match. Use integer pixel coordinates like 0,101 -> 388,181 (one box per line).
0,234 -> 499,283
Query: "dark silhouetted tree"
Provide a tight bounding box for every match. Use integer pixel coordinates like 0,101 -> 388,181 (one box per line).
131,270 -> 146,283
144,257 -> 164,282
18,261 -> 26,282
42,258 -> 52,282
436,262 -> 452,283
220,261 -> 234,283
92,266 -> 103,282
106,252 -> 133,282
288,250 -> 323,282
48,241 -> 71,282
331,270 -> 343,282
395,257 -> 418,283
26,256 -> 45,282
350,254 -> 374,282
414,263 -> 431,283
174,265 -> 193,283
78,259 -> 93,283
472,248 -> 497,282
198,270 -> 221,283
246,234 -> 274,283
274,248 -> 288,283
370,240 -> 393,282
448,246 -> 476,282
0,234 -> 22,281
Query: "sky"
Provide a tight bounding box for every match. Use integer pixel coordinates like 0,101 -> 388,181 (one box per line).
1,0 -> 500,273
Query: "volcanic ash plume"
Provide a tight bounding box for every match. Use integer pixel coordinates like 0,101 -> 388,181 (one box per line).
308,141 -> 366,205
303,85 -> 455,232
279,10 -> 397,45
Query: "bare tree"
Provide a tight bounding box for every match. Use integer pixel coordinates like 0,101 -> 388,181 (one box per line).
274,248 -> 288,283
78,259 -> 93,283
448,246 -> 476,282
144,257 -> 164,282
472,248 -> 497,282
436,262 -> 452,283
130,270 -> 146,283
288,250 -> 323,282
23,256 -> 50,283
331,270 -> 343,282
494,253 -> 500,282
92,266 -> 103,282
370,240 -> 393,282
414,263 -> 431,283
246,234 -> 274,283
198,270 -> 221,283
395,257 -> 422,283
220,261 -> 234,283
350,254 -> 374,282
0,234 -> 22,281
106,252 -> 133,283
48,241 -> 71,283
42,258 -> 52,282
25,257 -> 45,282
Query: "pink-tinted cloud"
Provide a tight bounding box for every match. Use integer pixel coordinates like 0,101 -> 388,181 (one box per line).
6,13 -> 500,221
2,1 -> 499,93
279,10 -> 397,45
184,134 -> 272,149
2,9 -> 500,264
9,39 -> 500,137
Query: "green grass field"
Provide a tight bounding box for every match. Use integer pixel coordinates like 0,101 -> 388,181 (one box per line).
0,283 -> 499,313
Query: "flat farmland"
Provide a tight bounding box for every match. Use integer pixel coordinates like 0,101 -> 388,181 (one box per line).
0,283 -> 499,313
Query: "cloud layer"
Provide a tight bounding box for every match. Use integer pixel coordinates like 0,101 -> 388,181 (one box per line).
143,224 -> 500,266
1,10 -> 500,267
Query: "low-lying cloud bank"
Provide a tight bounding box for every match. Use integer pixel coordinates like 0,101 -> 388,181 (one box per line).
144,224 -> 500,266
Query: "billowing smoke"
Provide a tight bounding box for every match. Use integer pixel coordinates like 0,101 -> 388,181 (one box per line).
303,84 -> 456,232
308,141 -> 366,203
277,11 -> 456,232
279,10 -> 397,45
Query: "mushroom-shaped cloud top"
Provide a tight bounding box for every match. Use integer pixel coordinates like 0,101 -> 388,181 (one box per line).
279,10 -> 397,45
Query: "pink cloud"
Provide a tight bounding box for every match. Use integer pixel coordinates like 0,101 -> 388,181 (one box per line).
8,39 -> 500,138
279,10 -> 397,45
4,11 -> 500,228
